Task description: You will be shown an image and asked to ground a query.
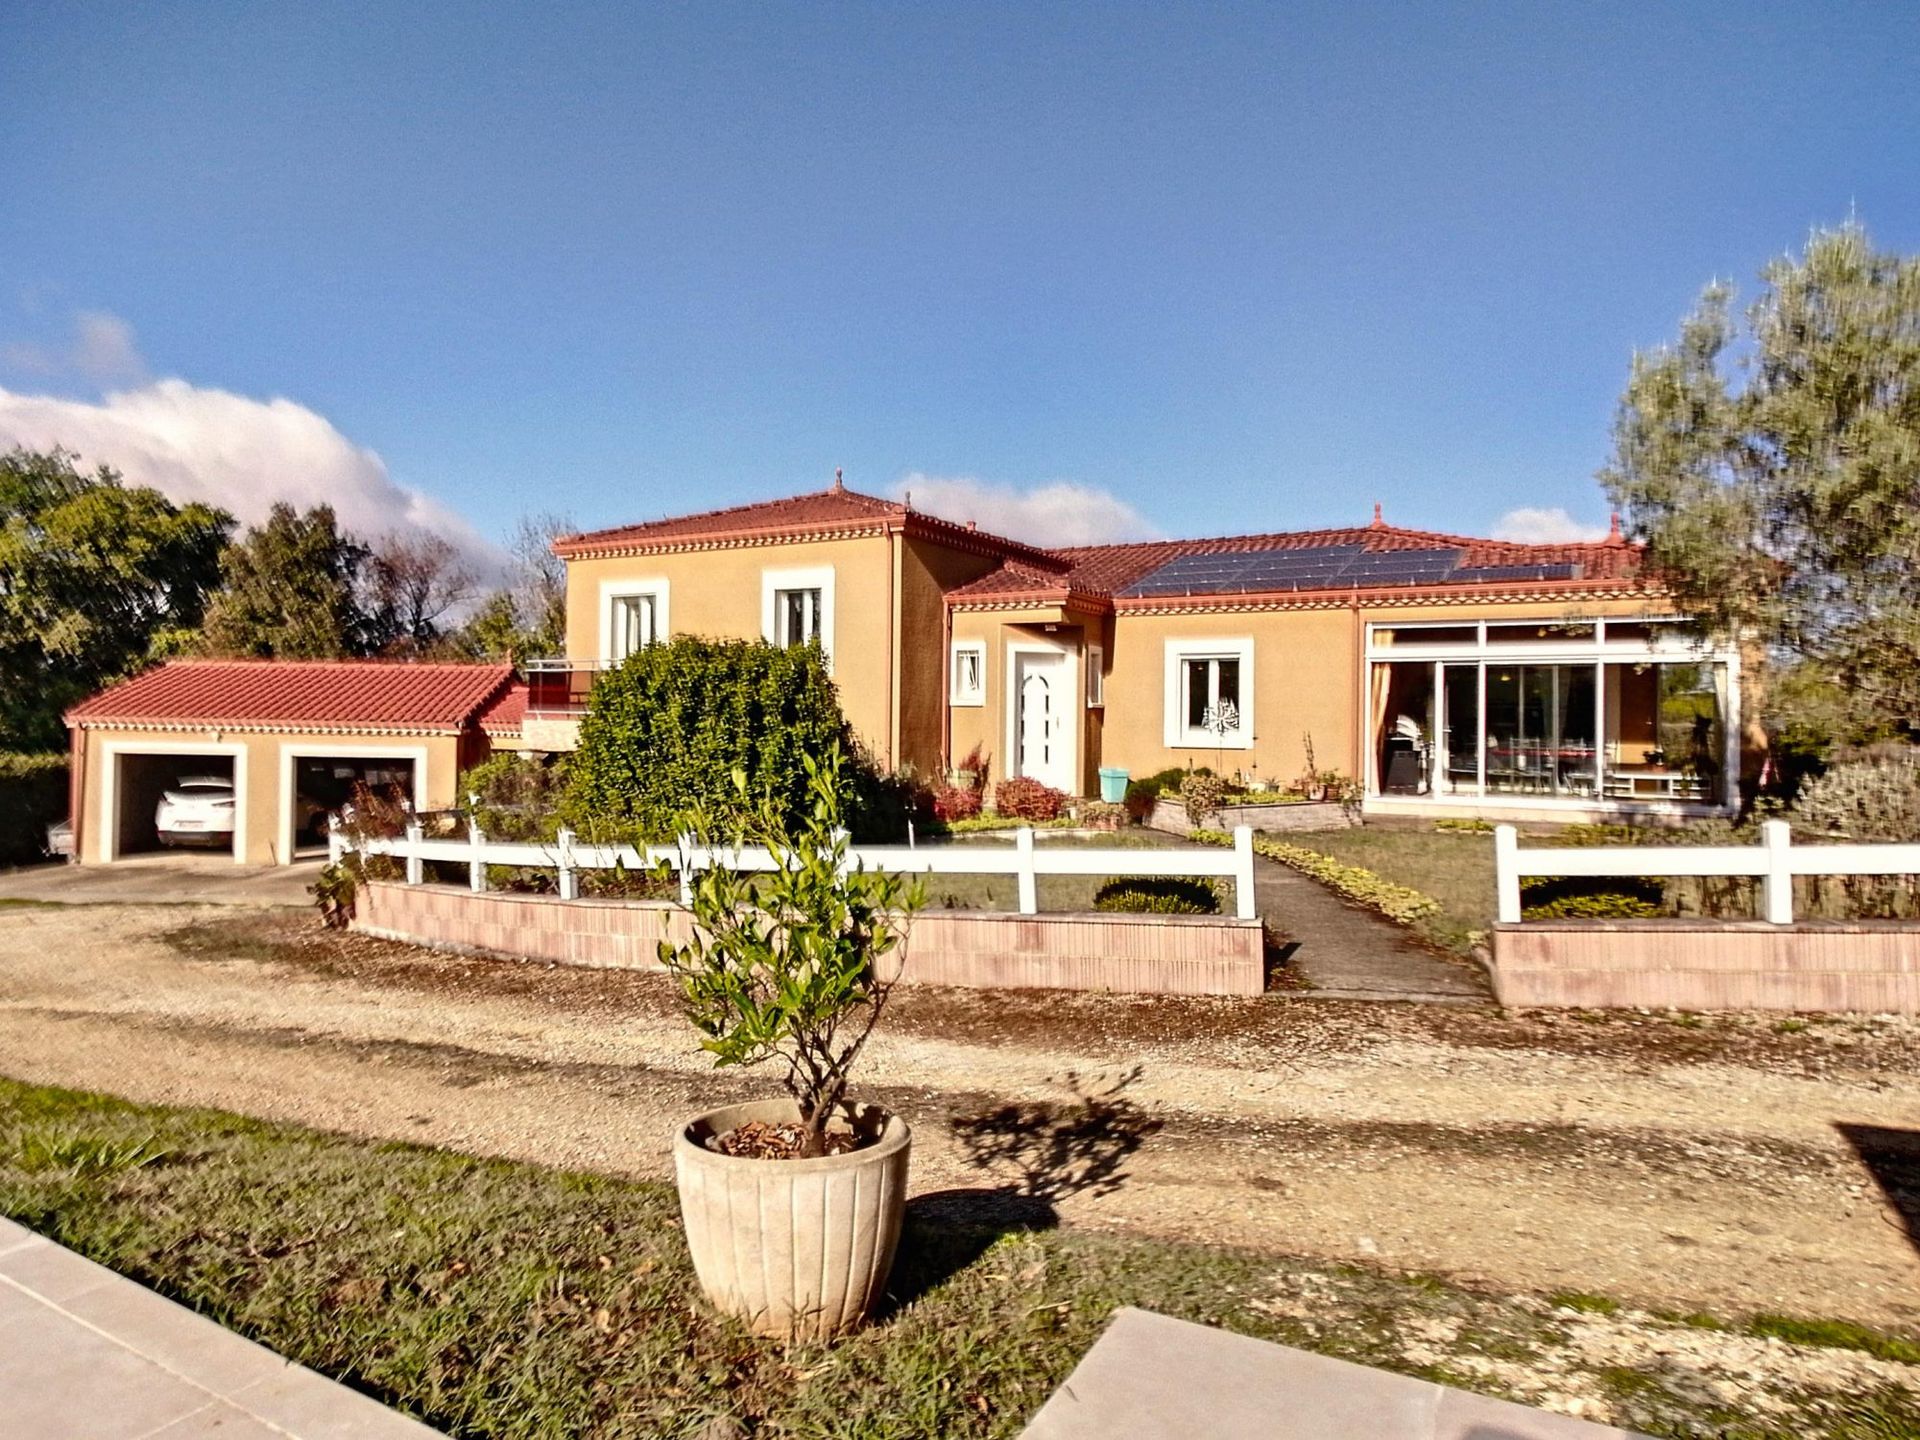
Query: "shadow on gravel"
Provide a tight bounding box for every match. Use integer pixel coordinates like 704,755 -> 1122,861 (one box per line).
883,1069 -> 1163,1315
1839,1122 -> 1920,1256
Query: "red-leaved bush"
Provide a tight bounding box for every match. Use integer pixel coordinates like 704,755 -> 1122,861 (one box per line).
994,777 -> 1068,821
932,785 -> 982,822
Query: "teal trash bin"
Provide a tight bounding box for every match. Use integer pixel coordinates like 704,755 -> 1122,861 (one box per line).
1098,767 -> 1130,804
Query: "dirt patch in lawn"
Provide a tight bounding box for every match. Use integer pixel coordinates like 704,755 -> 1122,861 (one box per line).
1,903 -> 1916,1334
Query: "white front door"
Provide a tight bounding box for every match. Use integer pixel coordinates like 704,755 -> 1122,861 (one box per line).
1013,651 -> 1072,791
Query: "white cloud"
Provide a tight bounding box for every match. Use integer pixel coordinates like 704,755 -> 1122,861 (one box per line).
893,473 -> 1161,547
3,309 -> 148,386
0,375 -> 507,577
1491,506 -> 1610,544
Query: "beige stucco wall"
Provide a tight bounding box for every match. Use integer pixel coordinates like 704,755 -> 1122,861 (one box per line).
78,727 -> 467,867
566,532 -> 1006,775
564,537 -> 902,763
952,593 -> 1675,796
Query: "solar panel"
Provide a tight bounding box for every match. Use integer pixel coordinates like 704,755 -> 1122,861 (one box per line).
1452,564 -> 1580,583
1119,544 -> 1580,598
1120,545 -> 1363,597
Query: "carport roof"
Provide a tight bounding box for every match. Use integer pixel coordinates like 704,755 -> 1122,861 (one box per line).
67,661 -> 516,734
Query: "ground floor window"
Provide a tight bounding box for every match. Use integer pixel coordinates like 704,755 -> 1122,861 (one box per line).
1370,655 -> 1728,805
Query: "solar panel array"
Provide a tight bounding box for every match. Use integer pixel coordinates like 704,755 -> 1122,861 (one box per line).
1118,545 -> 1582,597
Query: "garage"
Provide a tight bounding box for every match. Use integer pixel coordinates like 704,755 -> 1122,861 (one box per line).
108,749 -> 241,859
284,752 -> 421,857
67,659 -> 522,866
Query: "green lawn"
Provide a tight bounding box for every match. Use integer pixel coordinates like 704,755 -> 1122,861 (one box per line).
1,1078 -> 1911,1439
1276,826 -> 1499,954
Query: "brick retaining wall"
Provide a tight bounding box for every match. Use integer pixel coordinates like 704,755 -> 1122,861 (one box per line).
1491,920 -> 1920,1013
355,882 -> 1266,997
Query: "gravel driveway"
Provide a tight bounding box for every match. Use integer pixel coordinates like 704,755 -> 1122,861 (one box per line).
0,902 -> 1915,1333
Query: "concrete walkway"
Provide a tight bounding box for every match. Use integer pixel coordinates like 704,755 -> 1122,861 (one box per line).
1022,1308 -> 1646,1439
0,855 -> 317,907
0,1218 -> 441,1438
1251,853 -> 1489,1002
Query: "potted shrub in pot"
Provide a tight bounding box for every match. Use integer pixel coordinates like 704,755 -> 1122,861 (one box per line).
660,750 -> 925,1341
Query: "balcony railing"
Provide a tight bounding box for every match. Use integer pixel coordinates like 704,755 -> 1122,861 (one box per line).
525,658 -> 613,716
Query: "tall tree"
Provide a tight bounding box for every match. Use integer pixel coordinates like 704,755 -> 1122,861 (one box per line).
199,503 -> 370,658
1602,221 -> 1920,774
455,512 -> 572,660
360,532 -> 476,656
0,447 -> 231,750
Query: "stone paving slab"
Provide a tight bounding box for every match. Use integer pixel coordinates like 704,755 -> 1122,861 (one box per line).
1020,1308 -> 1647,1439
0,1218 -> 442,1439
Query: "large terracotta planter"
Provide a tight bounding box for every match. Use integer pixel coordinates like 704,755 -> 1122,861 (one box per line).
673,1097 -> 912,1340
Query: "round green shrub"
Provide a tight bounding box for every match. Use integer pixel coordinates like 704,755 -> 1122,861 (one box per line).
1092,875 -> 1221,915
1520,873 -> 1664,922
566,636 -> 857,843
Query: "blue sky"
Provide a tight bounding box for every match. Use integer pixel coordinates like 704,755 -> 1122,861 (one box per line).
3,1 -> 1917,561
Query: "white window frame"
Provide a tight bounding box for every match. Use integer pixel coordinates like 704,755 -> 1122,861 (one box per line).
761,564 -> 835,667
1086,644 -> 1105,708
1163,637 -> 1254,750
1358,617 -> 1741,817
599,578 -> 670,663
951,640 -> 986,707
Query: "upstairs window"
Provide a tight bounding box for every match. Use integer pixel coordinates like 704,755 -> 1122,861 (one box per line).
610,594 -> 657,660
775,587 -> 823,647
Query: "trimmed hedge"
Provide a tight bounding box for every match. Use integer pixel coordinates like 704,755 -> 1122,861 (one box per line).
1092,876 -> 1220,915
0,753 -> 68,865
565,637 -> 920,843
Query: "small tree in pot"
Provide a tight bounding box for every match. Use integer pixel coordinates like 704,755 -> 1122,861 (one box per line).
661,747 -> 925,1338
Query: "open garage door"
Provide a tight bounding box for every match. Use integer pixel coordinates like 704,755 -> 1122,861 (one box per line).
288,754 -> 418,856
111,752 -> 239,860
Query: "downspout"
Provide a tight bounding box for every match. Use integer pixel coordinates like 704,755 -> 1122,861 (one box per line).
1349,596 -> 1364,782
941,600 -> 954,778
886,530 -> 901,770
68,723 -> 86,864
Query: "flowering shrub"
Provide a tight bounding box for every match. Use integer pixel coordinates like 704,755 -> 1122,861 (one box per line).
1178,773 -> 1228,828
994,777 -> 1068,820
932,785 -> 983,822
1078,800 -> 1129,830
1790,755 -> 1920,841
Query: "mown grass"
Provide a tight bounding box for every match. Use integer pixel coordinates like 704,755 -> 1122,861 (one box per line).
1,1077 -> 1913,1439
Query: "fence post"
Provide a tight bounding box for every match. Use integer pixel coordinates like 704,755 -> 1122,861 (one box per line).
556,827 -> 578,901
404,820 -> 423,886
468,814 -> 486,893
1494,825 -> 1522,924
1762,819 -> 1794,925
1015,827 -> 1037,915
676,832 -> 695,907
1232,825 -> 1257,920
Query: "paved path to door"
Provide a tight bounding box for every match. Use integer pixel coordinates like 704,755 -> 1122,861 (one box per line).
0,1217 -> 441,1438
1249,850 -> 1489,1002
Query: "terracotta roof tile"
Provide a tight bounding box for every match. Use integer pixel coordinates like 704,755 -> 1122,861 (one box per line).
556,485 -> 905,553
475,681 -> 527,738
68,661 -> 516,732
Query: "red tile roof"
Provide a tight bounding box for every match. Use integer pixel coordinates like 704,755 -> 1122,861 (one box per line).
475,681 -> 527,738
552,481 -> 1061,567
68,661 -> 516,733
947,523 -> 1645,608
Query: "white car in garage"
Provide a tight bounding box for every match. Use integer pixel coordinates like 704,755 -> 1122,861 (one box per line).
154,776 -> 237,848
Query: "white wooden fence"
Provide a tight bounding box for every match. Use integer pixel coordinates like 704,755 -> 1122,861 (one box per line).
335,821 -> 1259,921
1495,820 -> 1920,925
